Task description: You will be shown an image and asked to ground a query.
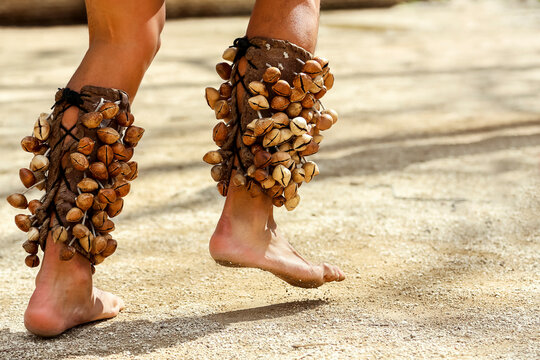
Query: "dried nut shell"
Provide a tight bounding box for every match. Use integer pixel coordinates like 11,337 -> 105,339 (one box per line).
77,178 -> 99,192
246,119 -> 258,132
290,88 -> 306,103
313,134 -> 324,144
66,207 -> 84,222
322,109 -> 338,124
23,240 -> 39,255
250,144 -> 264,154
203,150 -> 223,165
217,181 -> 228,197
285,194 -> 301,211
73,223 -> 90,239
214,100 -> 230,119
302,161 -> 319,182
293,73 -> 313,93
70,152 -> 89,171
92,211 -> 108,228
126,161 -> 138,181
111,142 -> 130,161
216,62 -> 232,80
59,245 -> 76,261
231,173 -> 247,187
114,179 -> 131,197
301,93 -> 316,108
300,109 -> 314,123
254,150 -> 272,168
279,129 -> 294,143
316,114 -> 334,131
89,162 -> 108,181
222,47 -> 237,62
272,80 -> 292,97
278,142 -> 294,154
272,164 -> 292,187
7,193 -> 28,209
79,235 -> 92,252
205,87 -> 220,109
267,184 -> 284,198
108,161 -> 122,177
93,254 -> 105,264
75,193 -> 94,211
302,60 -> 323,77
219,82 -> 233,98
248,95 -> 270,111
271,96 -> 290,111
99,103 -> 120,119
28,199 -> 42,214
33,113 -> 50,141
211,165 -> 225,182
246,165 -> 257,178
97,145 -> 114,165
247,180 -> 263,198
80,112 -> 103,128
25,254 -> 40,268
106,198 -> 124,218
101,239 -> 117,257
309,75 -> 324,93
260,176 -> 276,189
262,128 -> 281,147
313,56 -> 329,69
270,152 -> 291,167
98,219 -> 115,233
290,117 -> 309,136
98,188 -> 117,204
52,226 -> 68,243
286,102 -> 303,118
292,168 -> 306,183
92,236 -> 108,254
30,155 -> 49,172
27,227 -> 40,242
213,122 -> 229,145
77,137 -> 95,155
254,118 -> 274,136
248,81 -> 268,97
263,67 -> 281,83
21,136 -> 40,153
272,112 -> 290,128
116,111 -> 135,127
315,86 -> 327,100
93,197 -> 108,211
15,214 -> 31,232
33,171 -> 46,190
272,196 -> 286,207
293,134 -> 313,152
254,168 -> 269,182
97,127 -> 120,144
324,72 -> 335,90
283,182 -> 298,200
124,125 -> 145,146
242,130 -> 257,146
299,140 -> 320,156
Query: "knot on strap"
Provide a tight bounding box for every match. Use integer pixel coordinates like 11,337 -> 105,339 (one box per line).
232,37 -> 260,63
52,87 -> 86,110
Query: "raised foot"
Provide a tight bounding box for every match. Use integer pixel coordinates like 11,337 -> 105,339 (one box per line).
210,218 -> 345,289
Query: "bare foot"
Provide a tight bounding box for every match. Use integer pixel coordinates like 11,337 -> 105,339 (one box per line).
24,231 -> 124,337
210,183 -> 345,288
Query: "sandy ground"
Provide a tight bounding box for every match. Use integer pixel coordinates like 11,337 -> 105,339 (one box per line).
0,1 -> 539,359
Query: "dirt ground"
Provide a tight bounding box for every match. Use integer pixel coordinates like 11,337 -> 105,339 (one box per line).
0,1 -> 539,359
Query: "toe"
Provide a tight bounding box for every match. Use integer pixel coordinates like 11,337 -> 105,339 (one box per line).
322,263 -> 339,282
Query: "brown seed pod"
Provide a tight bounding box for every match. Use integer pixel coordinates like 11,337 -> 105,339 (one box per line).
73,223 -> 90,239
70,152 -> 89,171
272,164 -> 292,187
28,199 -> 42,214
113,179 -> 131,197
98,219 -> 115,233
254,150 -> 272,168
21,136 -> 40,153
290,88 -> 306,103
214,100 -> 230,119
263,67 -> 281,83
123,146 -> 133,162
314,86 -> 327,100
283,182 -> 298,200
75,193 -> 94,211
30,155 -> 49,172
248,95 -> 270,111
313,56 -> 329,69
293,73 -> 313,93
272,196 -> 286,207
25,254 -> 40,268
219,82 -> 233,98
253,168 -> 269,182
254,118 -> 274,137
52,226 -> 68,243
302,60 -> 323,77
262,128 -> 281,147
126,161 -> 138,181
7,193 -> 28,209
247,180 -> 263,198
279,128 -> 294,143
242,130 -> 257,146
93,254 -> 105,264
313,134 -> 324,144
97,145 -> 114,165
97,127 -> 121,144
101,238 -> 117,257
316,113 -> 334,131
290,117 -> 309,136
33,113 -> 50,141
106,198 -> 124,218
15,214 -> 31,232
270,152 -> 291,167
309,75 -> 324,93
246,164 -> 257,178
33,171 -> 46,190
92,211 -> 108,228
80,112 -> 104,128
260,176 -> 276,189
222,46 -> 237,62
300,109 -> 315,123
293,134 -> 313,152
79,235 -> 93,252
66,207 -> 84,222
216,62 -> 232,80
272,80 -> 292,97
27,227 -> 40,242
111,142 -> 130,161
213,122 -> 229,145
217,181 -> 228,197
22,240 -> 39,255
324,72 -> 335,90
98,188 -> 117,204
231,173 -> 246,187
285,194 -> 301,211
302,161 -> 319,183
91,235 -> 108,254
107,160 -> 122,177
322,109 -> 338,124
250,144 -> 264,154
205,87 -> 220,109
116,111 -> 135,127
248,81 -> 269,97
299,140 -> 320,156
93,197 -> 108,211
77,137 -> 95,155
99,102 -> 119,119
210,165 -> 225,182
246,119 -> 258,132
272,112 -> 290,128
59,245 -> 76,261
292,168 -> 306,183
301,93 -> 316,108
266,184 -> 284,198
271,96 -> 290,111
286,102 -> 303,118
77,178 -> 99,192
278,142 -> 295,154
203,150 -> 223,165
